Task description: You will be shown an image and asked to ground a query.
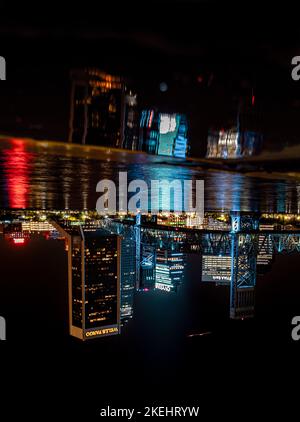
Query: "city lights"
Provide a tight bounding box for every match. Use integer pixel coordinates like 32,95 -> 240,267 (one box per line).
1,4 -> 300,410
13,238 -> 25,244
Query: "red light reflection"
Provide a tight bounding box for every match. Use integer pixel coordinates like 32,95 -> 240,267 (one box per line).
3,139 -> 33,208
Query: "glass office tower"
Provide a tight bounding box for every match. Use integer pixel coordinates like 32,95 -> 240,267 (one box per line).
54,223 -> 121,340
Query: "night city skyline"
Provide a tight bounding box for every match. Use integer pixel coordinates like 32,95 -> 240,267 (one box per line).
1,1 -> 300,418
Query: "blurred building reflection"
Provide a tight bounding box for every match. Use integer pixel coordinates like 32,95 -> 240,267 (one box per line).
139,110 -> 189,158
69,68 -> 138,149
206,128 -> 263,159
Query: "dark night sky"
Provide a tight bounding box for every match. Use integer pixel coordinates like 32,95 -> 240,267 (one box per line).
1,0 -> 300,155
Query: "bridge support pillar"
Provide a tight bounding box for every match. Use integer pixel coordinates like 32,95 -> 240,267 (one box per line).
135,214 -> 141,288
230,212 -> 259,319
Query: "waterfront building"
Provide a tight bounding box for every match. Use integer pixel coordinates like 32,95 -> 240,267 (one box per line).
155,249 -> 185,293
139,267 -> 156,291
257,225 -> 274,270
138,244 -> 156,291
138,109 -> 160,154
201,255 -> 231,284
156,212 -> 203,228
120,234 -> 136,321
21,221 -> 55,233
53,223 -> 121,340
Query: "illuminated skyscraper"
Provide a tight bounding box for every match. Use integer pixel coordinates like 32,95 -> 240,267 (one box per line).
257,227 -> 274,272
139,244 -> 156,291
69,68 -> 138,149
201,255 -> 231,284
53,223 -> 121,340
155,249 -> 185,293
120,234 -> 136,321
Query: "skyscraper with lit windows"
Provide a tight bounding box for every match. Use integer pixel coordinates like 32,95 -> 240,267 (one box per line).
139,244 -> 156,291
53,223 -> 121,340
155,249 -> 185,293
120,234 -> 136,322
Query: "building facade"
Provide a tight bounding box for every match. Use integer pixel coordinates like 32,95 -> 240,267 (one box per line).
155,249 -> 185,293
54,223 -> 121,341
120,234 -> 136,321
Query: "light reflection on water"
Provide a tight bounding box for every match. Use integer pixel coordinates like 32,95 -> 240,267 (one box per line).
0,139 -> 300,354
0,138 -> 299,213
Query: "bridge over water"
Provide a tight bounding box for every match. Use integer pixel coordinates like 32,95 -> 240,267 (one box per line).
100,212 -> 300,320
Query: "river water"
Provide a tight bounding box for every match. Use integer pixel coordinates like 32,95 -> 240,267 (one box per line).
0,137 -> 299,213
